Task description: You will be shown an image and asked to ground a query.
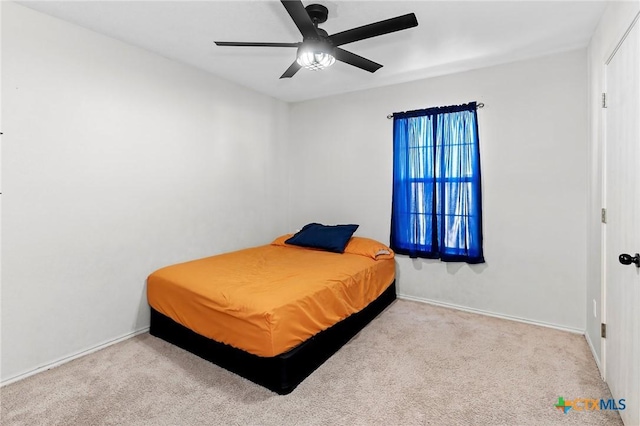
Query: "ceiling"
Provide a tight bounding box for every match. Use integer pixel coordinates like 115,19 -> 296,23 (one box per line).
18,1 -> 608,103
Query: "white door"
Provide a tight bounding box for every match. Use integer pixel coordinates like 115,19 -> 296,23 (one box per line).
604,13 -> 640,426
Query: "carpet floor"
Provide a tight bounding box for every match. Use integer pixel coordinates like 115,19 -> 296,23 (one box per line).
1,300 -> 622,425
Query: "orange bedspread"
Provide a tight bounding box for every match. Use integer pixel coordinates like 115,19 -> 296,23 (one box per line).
147,243 -> 395,357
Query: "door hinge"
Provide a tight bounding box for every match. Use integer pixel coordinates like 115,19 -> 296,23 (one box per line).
602,92 -> 607,108
601,323 -> 607,338
601,208 -> 607,223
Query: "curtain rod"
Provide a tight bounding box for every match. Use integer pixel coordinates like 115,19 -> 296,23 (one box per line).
387,102 -> 484,119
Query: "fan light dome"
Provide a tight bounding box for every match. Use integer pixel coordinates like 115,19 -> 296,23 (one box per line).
296,48 -> 335,70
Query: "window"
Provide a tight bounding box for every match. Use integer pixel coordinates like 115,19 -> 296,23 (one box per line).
390,102 -> 484,263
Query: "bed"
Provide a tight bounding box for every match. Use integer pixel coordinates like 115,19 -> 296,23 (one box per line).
147,230 -> 396,394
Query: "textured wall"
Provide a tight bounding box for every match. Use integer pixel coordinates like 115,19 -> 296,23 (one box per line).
1,2 -> 289,382
288,50 -> 588,331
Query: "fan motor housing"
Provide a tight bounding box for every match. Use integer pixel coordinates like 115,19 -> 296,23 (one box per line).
305,4 -> 329,24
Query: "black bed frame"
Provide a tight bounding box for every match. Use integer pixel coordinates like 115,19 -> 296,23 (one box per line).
149,280 -> 396,395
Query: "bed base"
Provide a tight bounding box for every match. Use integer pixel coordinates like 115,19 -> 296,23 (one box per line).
149,280 -> 396,395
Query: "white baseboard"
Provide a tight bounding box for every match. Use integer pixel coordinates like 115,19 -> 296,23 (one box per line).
585,331 -> 603,378
0,327 -> 149,387
397,293 -> 585,335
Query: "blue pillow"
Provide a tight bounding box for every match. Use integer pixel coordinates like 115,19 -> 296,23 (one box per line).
285,223 -> 359,253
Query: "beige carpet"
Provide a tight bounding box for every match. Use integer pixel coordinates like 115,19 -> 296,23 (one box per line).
1,300 -> 622,426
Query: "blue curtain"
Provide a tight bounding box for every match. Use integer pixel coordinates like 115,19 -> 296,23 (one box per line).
390,102 -> 484,263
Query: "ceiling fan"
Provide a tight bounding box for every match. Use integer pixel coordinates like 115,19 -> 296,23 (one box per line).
214,0 -> 418,79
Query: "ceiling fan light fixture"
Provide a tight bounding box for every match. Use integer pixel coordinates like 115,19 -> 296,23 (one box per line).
296,47 -> 335,70
215,1 -> 418,79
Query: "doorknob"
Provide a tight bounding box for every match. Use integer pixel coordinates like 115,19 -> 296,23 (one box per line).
618,253 -> 640,267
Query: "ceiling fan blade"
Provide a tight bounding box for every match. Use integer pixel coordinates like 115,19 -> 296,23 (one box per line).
281,0 -> 318,39
329,13 -> 418,46
334,48 -> 383,73
215,42 -> 300,48
280,61 -> 302,79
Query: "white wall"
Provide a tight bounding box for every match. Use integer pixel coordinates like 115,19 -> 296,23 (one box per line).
1,2 -> 289,382
586,1 -> 640,366
288,50 -> 588,331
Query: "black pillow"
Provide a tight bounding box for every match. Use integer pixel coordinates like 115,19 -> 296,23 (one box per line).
285,223 -> 359,253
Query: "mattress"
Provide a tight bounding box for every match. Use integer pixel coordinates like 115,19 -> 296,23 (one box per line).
147,240 -> 395,357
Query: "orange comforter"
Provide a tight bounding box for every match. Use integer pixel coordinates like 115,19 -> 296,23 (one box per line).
147,241 -> 395,357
